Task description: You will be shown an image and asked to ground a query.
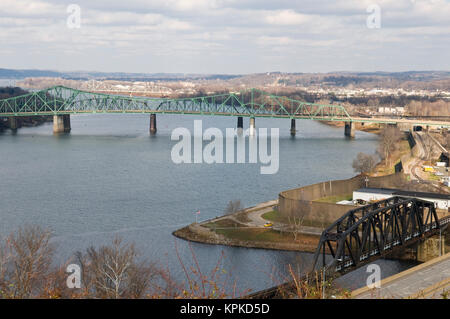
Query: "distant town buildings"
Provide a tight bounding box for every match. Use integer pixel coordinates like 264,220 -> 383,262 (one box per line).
17,76 -> 450,101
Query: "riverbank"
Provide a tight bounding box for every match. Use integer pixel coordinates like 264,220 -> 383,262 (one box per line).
173,200 -> 323,253
320,120 -> 383,134
173,174 -> 404,252
0,116 -> 51,131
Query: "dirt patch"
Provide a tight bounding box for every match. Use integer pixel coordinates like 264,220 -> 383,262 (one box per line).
234,211 -> 252,223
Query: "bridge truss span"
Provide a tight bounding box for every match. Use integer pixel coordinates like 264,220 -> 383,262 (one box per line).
0,86 -> 352,121
312,197 -> 445,274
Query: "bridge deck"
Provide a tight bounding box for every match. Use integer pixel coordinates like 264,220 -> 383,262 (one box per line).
352,252 -> 450,299
1,86 -> 450,127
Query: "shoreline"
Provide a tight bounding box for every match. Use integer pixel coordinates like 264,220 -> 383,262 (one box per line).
172,200 -> 323,253
172,225 -> 320,253
319,120 -> 383,134
172,123 -> 449,254
172,123 -> 384,252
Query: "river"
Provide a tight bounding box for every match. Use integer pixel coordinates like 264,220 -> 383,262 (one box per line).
0,114 -> 416,295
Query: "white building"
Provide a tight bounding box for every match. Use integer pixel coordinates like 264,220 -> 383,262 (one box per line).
353,188 -> 450,210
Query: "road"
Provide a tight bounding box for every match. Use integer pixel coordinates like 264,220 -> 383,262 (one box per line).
352,253 -> 450,299
406,132 -> 450,193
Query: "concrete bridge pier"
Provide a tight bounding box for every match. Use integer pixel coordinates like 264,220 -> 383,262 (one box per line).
290,119 -> 296,136
344,121 -> 355,138
8,117 -> 20,130
149,113 -> 157,135
237,116 -> 243,135
417,235 -> 446,263
53,114 -> 71,134
249,117 -> 256,136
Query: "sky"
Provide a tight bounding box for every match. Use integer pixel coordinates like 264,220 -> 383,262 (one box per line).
0,0 -> 449,74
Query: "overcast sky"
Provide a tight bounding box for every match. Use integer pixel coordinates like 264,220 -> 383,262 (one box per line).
0,0 -> 449,74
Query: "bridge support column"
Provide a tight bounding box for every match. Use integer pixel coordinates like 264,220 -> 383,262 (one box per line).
53,115 -> 71,134
249,117 -> 255,136
150,113 -> 157,135
417,235 -> 445,262
344,122 -> 355,138
63,114 -> 71,133
237,116 -> 243,135
8,117 -> 19,130
290,119 -> 296,136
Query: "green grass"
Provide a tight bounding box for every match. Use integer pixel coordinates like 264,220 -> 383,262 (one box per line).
302,219 -> 328,229
204,218 -> 245,229
262,210 -> 327,229
261,210 -> 290,223
314,194 -> 352,203
215,228 -> 292,243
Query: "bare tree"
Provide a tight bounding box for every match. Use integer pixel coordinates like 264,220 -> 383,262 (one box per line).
0,225 -> 54,298
288,215 -> 305,241
352,152 -> 378,174
224,200 -> 243,215
377,126 -> 402,168
76,237 -> 157,299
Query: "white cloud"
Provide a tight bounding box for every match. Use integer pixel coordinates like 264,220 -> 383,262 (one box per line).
0,0 -> 449,73
264,10 -> 311,25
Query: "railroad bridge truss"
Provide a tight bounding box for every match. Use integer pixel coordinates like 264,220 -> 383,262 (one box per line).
312,197 -> 449,275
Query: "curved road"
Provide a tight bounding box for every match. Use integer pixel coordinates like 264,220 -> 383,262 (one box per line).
410,132 -> 450,193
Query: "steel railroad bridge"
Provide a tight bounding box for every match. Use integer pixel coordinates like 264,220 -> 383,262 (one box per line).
248,196 -> 449,299
311,196 -> 448,274
1,86 -> 450,135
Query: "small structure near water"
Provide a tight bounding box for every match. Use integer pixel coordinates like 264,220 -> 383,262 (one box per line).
353,188 -> 450,210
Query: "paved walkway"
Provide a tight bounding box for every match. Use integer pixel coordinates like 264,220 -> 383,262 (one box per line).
201,200 -> 278,228
352,253 -> 450,299
245,203 -> 324,235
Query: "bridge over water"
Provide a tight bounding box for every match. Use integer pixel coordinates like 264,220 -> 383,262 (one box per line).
248,197 -> 449,299
1,86 -> 450,135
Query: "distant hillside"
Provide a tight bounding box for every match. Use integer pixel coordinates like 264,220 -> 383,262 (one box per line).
0,86 -> 28,99
3,68 -> 450,91
0,68 -> 63,79
0,68 -> 239,81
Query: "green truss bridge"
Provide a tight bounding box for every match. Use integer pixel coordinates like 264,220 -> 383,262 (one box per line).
0,86 -> 449,135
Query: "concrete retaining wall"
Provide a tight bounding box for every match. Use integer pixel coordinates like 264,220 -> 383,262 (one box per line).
279,173 -> 407,225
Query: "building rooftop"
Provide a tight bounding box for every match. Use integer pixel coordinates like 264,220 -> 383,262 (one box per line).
354,188 -> 396,195
354,188 -> 450,200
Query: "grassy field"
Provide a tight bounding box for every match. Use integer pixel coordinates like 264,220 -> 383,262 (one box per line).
262,210 -> 327,229
215,228 -> 287,242
314,194 -> 352,203
214,227 -> 318,245
203,218 -> 246,229
261,210 -> 290,223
